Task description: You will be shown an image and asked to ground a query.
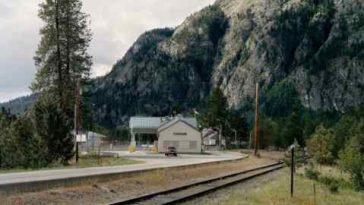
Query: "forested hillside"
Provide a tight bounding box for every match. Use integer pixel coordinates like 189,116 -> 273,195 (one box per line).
0,94 -> 38,114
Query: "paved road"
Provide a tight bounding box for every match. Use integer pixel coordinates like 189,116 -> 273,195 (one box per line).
0,152 -> 245,186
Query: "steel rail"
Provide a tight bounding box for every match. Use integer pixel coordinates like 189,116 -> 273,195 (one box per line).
109,161 -> 284,205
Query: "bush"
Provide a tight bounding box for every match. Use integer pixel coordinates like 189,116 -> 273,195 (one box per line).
307,125 -> 335,164
329,183 -> 339,193
338,133 -> 364,190
305,167 -> 320,180
319,176 -> 340,193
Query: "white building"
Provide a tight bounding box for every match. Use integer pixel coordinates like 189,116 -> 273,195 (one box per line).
129,116 -> 202,153
76,131 -> 106,153
158,118 -> 202,153
202,128 -> 218,146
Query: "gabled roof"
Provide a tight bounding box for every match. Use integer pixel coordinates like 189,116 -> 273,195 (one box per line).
157,117 -> 199,133
129,116 -> 198,134
130,117 -> 162,130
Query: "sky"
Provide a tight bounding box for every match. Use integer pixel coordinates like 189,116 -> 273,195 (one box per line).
0,0 -> 215,103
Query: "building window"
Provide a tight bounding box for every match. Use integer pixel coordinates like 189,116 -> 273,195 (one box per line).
189,141 -> 197,149
173,132 -> 187,136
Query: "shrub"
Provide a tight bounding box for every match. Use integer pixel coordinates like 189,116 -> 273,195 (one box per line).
338,133 -> 364,190
319,176 -> 340,193
329,183 -> 339,193
307,125 -> 335,164
305,166 -> 320,180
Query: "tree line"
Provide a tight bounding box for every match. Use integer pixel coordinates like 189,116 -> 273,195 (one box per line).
201,83 -> 363,189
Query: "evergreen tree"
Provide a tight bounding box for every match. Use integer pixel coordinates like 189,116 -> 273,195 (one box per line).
228,113 -> 248,146
205,87 -> 229,128
263,81 -> 301,118
34,99 -> 74,165
32,0 -> 92,116
260,117 -> 279,149
31,0 -> 92,164
285,111 -> 304,146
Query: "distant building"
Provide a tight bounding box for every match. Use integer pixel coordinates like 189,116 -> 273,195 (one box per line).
86,131 -> 105,148
129,116 -> 202,153
76,131 -> 106,153
202,128 -> 218,146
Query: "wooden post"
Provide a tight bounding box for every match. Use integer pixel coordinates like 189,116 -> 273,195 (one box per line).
313,183 -> 316,205
254,83 -> 259,156
291,147 -> 295,197
219,124 -> 222,151
74,79 -> 81,164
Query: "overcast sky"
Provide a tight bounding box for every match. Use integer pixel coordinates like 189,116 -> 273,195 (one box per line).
0,0 -> 215,103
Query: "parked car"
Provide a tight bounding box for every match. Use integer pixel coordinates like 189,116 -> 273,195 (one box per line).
165,146 -> 178,157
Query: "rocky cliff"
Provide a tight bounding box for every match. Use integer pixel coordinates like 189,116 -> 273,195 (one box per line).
90,0 -> 363,127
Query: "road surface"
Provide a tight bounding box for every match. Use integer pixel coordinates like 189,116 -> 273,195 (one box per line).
0,152 -> 245,187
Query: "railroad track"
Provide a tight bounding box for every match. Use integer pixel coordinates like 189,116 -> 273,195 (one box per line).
109,161 -> 285,205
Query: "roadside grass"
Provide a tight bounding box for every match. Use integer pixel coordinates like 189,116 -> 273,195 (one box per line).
70,155 -> 143,168
198,169 -> 364,205
0,156 -> 143,174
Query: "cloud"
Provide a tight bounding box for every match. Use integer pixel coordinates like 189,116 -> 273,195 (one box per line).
0,0 -> 215,103
85,0 -> 215,77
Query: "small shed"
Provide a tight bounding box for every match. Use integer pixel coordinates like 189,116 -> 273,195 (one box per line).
202,128 -> 218,146
157,118 -> 202,153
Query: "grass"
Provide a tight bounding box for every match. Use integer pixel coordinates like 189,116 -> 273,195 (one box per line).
197,169 -> 364,205
0,156 -> 143,174
70,155 -> 143,168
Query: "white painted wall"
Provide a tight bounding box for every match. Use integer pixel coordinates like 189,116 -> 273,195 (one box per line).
158,121 -> 202,153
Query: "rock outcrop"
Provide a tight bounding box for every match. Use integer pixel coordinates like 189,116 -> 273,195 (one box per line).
90,0 -> 363,127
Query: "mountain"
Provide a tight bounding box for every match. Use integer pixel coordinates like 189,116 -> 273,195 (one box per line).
0,94 -> 38,115
3,0 -> 363,127
91,0 -> 364,127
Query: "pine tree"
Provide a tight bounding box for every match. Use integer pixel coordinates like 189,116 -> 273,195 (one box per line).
32,0 -> 92,116
205,87 -> 229,128
34,99 -> 74,165
228,113 -> 248,146
31,0 -> 92,164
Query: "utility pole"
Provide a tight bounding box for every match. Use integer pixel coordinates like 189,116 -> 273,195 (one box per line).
233,129 -> 237,149
74,79 -> 81,164
291,146 -> 295,197
249,131 -> 252,149
219,124 -> 222,150
254,82 -> 260,156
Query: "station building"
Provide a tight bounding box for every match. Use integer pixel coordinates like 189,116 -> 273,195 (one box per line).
129,116 -> 202,153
